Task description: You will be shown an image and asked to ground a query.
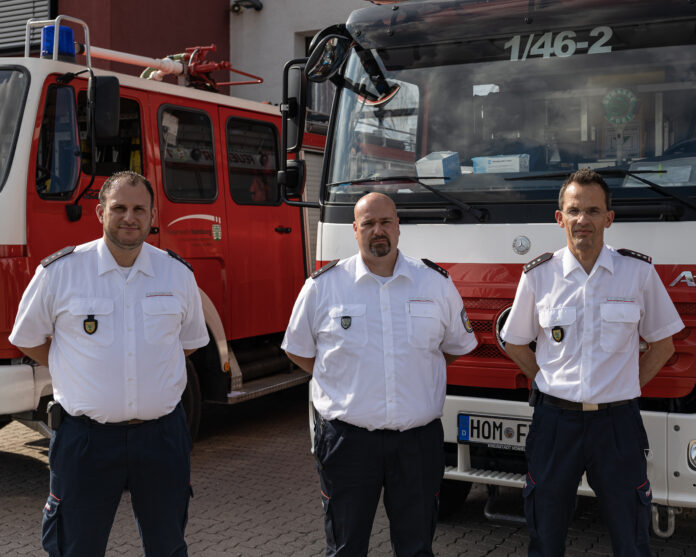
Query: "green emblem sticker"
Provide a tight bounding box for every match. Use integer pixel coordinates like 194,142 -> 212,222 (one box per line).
603,88 -> 638,125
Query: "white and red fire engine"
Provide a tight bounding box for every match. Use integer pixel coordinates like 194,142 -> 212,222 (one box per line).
281,0 -> 696,536
0,15 -> 324,439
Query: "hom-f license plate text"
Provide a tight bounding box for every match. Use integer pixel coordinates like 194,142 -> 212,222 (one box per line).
457,414 -> 530,451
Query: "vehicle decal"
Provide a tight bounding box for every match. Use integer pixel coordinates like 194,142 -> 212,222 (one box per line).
167,214 -> 221,227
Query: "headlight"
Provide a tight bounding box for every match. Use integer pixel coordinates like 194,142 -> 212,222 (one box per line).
688,440 -> 696,471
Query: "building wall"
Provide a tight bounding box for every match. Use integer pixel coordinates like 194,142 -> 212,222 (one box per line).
228,0 -> 365,104
56,0 -> 232,91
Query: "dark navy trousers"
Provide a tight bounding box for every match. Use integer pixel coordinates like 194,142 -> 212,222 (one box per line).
42,403 -> 192,557
314,417 -> 445,557
523,398 -> 653,557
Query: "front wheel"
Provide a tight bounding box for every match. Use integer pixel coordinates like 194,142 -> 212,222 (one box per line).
181,358 -> 202,441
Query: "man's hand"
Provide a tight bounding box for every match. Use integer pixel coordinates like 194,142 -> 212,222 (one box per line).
504,343 -> 539,382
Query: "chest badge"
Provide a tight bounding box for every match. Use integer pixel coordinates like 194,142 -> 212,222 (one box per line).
83,315 -> 98,335
551,326 -> 564,343
341,316 -> 352,330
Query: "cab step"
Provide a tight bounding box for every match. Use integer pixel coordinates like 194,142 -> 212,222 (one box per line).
225,368 -> 310,404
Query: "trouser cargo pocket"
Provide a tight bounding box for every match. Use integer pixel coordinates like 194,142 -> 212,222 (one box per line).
42,493 -> 62,556
636,480 -> 652,544
522,473 -> 537,538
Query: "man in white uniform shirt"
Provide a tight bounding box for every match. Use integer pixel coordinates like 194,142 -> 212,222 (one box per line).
282,193 -> 477,556
10,171 -> 208,557
501,169 -> 683,556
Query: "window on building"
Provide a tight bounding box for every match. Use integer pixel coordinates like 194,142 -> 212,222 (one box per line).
159,107 -> 217,202
78,94 -> 143,176
35,85 -> 81,199
227,117 -> 278,205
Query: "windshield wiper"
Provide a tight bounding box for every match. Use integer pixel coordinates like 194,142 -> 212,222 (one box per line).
327,175 -> 488,222
506,169 -> 696,212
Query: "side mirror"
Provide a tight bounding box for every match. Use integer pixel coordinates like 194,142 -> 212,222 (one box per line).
305,35 -> 351,83
282,159 -> 305,198
88,75 -> 120,141
283,62 -> 306,154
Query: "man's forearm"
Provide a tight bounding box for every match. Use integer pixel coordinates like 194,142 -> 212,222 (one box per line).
639,336 -> 674,387
286,352 -> 315,374
504,343 -> 539,382
18,340 -> 51,368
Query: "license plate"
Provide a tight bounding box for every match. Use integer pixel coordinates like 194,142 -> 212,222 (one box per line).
458,414 -> 531,451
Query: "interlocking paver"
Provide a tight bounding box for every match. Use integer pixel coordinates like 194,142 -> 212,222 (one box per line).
2,386 -> 696,556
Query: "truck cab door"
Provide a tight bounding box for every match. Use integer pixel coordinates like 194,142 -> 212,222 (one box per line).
154,103 -> 227,326
219,109 -> 305,339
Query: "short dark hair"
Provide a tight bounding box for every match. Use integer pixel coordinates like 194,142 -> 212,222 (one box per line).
558,168 -> 611,210
99,170 -> 154,208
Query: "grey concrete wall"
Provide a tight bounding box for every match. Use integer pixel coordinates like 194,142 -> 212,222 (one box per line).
228,0 -> 365,104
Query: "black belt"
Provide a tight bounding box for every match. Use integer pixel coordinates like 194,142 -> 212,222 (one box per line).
540,393 -> 633,412
62,405 -> 153,426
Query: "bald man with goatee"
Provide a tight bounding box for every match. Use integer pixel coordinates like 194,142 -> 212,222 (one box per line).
282,193 -> 478,556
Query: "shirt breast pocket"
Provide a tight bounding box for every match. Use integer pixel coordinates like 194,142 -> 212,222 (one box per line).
325,304 -> 367,348
67,298 -> 114,347
538,306 -> 576,359
600,303 -> 640,353
141,298 -> 183,345
406,301 -> 441,349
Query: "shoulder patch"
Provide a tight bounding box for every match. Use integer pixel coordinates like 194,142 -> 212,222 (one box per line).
422,258 -> 449,278
618,248 -> 652,264
166,249 -> 193,272
311,259 -> 339,279
523,252 -> 553,273
41,246 -> 75,267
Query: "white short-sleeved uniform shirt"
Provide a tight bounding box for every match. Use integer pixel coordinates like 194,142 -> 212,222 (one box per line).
501,245 -> 684,404
282,251 -> 478,431
9,239 -> 209,422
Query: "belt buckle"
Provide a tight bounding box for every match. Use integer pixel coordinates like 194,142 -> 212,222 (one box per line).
582,402 -> 599,411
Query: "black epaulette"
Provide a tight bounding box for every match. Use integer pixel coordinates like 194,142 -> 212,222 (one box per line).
618,248 -> 652,264
311,259 -> 339,279
524,252 -> 553,273
41,246 -> 75,267
422,258 -> 448,278
167,249 -> 193,272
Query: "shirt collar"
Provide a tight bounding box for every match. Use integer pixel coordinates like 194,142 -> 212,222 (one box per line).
355,250 -> 413,284
97,238 -> 155,277
562,244 -> 613,277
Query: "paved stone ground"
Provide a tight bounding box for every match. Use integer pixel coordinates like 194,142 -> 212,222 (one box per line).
1,386 -> 695,556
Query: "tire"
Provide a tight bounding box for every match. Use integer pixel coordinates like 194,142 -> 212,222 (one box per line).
438,479 -> 473,519
181,358 -> 202,441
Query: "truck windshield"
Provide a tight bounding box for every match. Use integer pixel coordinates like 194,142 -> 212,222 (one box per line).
0,68 -> 29,193
326,23 -> 696,222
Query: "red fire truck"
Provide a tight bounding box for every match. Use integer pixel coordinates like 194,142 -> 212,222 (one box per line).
0,15 -> 324,439
281,0 -> 696,536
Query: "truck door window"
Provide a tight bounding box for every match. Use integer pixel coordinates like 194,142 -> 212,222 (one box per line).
159,107 -> 217,202
0,68 -> 28,193
226,117 -> 278,205
78,94 -> 143,176
35,85 -> 81,199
